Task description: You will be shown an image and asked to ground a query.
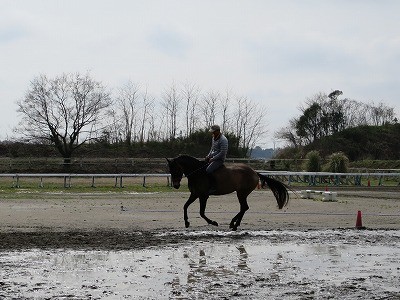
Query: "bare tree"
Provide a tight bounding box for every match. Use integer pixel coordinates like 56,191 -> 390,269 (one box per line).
161,83 -> 181,140
274,119 -> 301,148
233,96 -> 246,147
220,89 -> 232,133
104,108 -> 122,144
341,98 -> 363,128
16,73 -> 111,164
181,82 -> 200,137
367,101 -> 396,126
116,81 -> 139,144
155,110 -> 167,141
146,111 -> 158,141
200,90 -> 219,129
138,87 -> 155,143
232,97 -> 266,153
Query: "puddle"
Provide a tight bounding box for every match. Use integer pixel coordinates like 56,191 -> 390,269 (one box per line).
0,230 -> 399,299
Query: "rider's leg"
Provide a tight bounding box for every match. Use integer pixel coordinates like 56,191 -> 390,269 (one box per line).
206,161 -> 223,195
207,173 -> 217,194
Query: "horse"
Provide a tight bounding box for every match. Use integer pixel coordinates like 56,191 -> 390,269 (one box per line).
166,155 -> 289,231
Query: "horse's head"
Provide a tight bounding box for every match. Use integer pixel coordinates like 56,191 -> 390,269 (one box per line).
166,158 -> 184,189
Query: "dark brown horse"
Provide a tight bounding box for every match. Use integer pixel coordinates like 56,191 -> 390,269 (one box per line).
166,155 -> 289,231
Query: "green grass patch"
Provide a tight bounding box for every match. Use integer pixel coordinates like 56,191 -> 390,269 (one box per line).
0,176 -> 190,195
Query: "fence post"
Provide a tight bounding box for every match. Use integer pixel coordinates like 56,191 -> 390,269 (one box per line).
12,175 -> 20,188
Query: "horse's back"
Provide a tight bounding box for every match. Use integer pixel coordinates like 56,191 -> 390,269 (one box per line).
216,163 -> 259,192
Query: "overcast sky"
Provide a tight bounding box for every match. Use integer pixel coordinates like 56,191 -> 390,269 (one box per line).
1,0 -> 399,148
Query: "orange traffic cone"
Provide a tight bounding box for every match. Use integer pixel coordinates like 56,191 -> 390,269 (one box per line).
356,210 -> 365,229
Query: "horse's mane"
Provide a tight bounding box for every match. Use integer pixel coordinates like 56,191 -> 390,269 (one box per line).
175,154 -> 206,169
175,154 -> 200,163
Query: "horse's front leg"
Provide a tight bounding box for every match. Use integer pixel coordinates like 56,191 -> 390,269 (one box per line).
199,196 -> 219,227
183,194 -> 198,228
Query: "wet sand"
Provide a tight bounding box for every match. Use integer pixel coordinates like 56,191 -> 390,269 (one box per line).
0,187 -> 399,249
1,188 -> 399,299
1,230 -> 399,300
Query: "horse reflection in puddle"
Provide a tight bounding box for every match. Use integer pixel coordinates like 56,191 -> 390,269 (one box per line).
169,245 -> 252,297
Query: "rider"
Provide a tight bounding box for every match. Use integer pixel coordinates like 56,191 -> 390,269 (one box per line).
205,125 -> 228,194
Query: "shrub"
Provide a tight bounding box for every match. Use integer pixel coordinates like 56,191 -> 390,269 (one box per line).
303,150 -> 322,172
325,152 -> 349,173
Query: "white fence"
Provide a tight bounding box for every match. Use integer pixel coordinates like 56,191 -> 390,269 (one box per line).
0,173 -> 171,188
258,171 -> 400,186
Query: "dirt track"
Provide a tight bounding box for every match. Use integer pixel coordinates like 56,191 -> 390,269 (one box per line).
1,188 -> 400,299
0,187 -> 399,249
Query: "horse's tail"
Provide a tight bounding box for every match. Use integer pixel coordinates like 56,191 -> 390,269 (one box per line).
257,173 -> 289,209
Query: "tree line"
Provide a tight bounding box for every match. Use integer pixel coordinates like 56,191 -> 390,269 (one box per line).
275,90 -> 398,148
15,73 -> 267,162
13,73 -> 398,163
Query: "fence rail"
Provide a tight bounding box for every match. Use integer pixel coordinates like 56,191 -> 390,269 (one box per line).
0,171 -> 399,189
258,171 -> 400,186
0,173 -> 171,188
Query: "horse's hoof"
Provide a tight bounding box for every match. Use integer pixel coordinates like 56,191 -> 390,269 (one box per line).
231,226 -> 238,231
185,221 -> 190,228
211,221 -> 219,227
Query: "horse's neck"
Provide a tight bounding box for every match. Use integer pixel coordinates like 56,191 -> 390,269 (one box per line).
180,156 -> 204,174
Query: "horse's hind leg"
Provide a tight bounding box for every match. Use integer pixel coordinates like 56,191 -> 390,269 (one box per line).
230,193 -> 250,231
199,196 -> 219,227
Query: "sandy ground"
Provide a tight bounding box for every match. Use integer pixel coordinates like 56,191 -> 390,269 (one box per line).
0,187 -> 399,249
1,187 -> 400,299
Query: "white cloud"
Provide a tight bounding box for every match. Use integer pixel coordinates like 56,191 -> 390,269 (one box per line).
147,28 -> 191,59
1,0 -> 399,146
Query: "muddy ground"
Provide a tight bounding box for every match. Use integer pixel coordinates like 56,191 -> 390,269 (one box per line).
0,187 -> 400,299
0,187 -> 399,249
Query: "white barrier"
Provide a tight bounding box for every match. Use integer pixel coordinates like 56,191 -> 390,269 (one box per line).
301,190 -> 338,202
322,191 -> 337,202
